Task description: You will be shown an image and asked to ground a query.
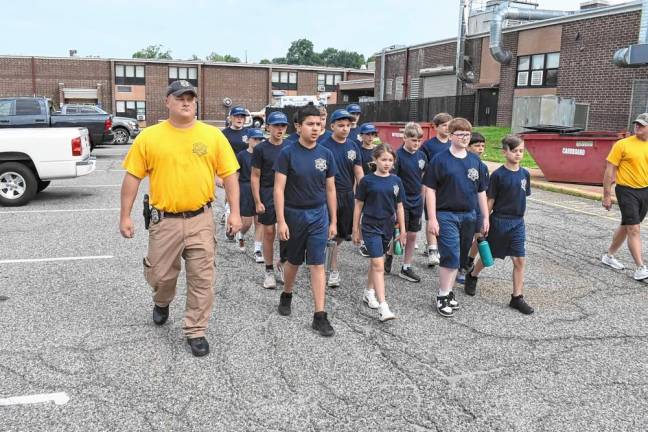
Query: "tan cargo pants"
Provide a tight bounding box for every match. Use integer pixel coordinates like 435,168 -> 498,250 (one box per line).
143,208 -> 216,338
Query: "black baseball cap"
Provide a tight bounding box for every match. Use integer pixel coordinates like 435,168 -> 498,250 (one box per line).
166,80 -> 197,97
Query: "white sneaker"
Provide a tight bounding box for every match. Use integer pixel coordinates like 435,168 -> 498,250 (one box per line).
276,261 -> 285,285
602,253 -> 625,270
428,249 -> 440,267
328,271 -> 340,288
378,302 -> 396,322
263,272 -> 276,289
236,232 -> 245,252
363,289 -> 380,309
634,265 -> 648,281
414,242 -> 419,250
254,250 -> 264,263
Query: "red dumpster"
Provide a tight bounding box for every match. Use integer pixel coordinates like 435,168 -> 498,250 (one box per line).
374,122 -> 436,151
521,131 -> 627,185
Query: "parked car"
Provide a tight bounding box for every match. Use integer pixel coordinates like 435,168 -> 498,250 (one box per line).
0,127 -> 96,206
59,104 -> 139,145
0,97 -> 114,150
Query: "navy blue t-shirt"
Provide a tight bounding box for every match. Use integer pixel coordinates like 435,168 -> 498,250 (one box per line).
284,132 -> 299,147
222,127 -> 250,155
423,149 -> 488,212
317,130 -> 332,143
356,173 -> 404,220
236,150 -> 253,183
422,136 -> 451,163
274,142 -> 337,209
359,145 -> 374,175
320,136 -> 362,192
472,161 -> 490,212
395,146 -> 427,210
487,166 -> 531,217
349,127 -> 362,145
251,140 -> 285,188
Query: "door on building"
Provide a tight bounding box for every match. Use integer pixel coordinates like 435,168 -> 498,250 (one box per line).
478,89 -> 499,126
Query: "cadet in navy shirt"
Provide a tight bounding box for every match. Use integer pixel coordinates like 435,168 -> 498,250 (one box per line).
221,106 -> 250,226
424,118 -> 488,319
391,122 -> 427,283
465,135 -> 534,315
320,109 -> 364,288
251,111 -> 289,289
358,123 -> 378,175
236,128 -> 265,262
353,144 -> 405,322
273,105 -> 338,337
347,103 -> 363,145
421,112 -> 453,266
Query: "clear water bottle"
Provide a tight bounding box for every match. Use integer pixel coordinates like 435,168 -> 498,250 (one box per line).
325,240 -> 336,272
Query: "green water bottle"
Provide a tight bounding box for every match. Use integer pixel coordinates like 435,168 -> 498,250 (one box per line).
394,227 -> 403,256
477,238 -> 494,267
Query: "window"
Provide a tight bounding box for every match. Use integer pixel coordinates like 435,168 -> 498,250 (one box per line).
116,100 -> 146,119
0,100 -> 13,116
115,64 -> 145,85
516,52 -> 559,88
116,86 -> 132,93
272,70 -> 297,90
168,66 -> 198,86
15,99 -> 42,115
317,73 -> 342,91
65,106 -> 79,114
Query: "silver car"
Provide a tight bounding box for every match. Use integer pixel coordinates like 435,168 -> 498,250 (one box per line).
111,116 -> 140,145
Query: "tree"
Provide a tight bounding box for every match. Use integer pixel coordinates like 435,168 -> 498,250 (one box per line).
286,39 -> 317,65
132,44 -> 172,59
189,54 -> 201,61
259,59 -> 271,64
278,39 -> 366,68
271,57 -> 286,64
206,52 -> 240,63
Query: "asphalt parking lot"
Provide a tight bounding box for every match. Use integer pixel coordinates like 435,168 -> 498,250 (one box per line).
2,143 -> 648,431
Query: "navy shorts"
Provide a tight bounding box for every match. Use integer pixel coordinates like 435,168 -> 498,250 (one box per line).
284,205 -> 329,266
362,216 -> 393,258
336,190 -> 355,241
404,205 -> 423,233
437,210 -> 476,269
258,186 -> 276,225
488,215 -> 525,259
239,181 -> 255,218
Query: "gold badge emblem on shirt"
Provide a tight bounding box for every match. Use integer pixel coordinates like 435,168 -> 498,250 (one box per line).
193,142 -> 207,157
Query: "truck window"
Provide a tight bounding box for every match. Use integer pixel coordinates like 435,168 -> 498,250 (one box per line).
0,100 -> 13,116
15,99 -> 42,115
80,106 -> 100,114
66,106 -> 79,114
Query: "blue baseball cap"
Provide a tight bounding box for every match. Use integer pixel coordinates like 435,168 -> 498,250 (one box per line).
359,123 -> 377,134
346,104 -> 361,114
267,111 -> 289,125
330,109 -> 354,123
248,128 -> 265,140
229,106 -> 248,117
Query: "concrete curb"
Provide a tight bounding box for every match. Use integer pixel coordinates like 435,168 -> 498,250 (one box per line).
530,180 -> 618,204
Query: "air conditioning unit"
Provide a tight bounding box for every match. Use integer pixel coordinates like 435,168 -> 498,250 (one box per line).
136,114 -> 146,121
317,85 -> 326,92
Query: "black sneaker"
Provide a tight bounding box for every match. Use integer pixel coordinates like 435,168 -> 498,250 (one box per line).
312,312 -> 335,337
359,244 -> 370,257
399,266 -> 421,283
509,295 -> 534,315
384,254 -> 393,274
447,291 -> 460,309
464,271 -> 478,296
278,292 -> 292,316
153,304 -> 169,325
436,296 -> 454,318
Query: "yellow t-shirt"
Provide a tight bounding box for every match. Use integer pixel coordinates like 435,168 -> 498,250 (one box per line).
123,120 -> 239,212
607,135 -> 648,188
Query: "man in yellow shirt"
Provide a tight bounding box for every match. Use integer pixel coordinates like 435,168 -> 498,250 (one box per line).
119,80 -> 242,357
602,113 -> 648,281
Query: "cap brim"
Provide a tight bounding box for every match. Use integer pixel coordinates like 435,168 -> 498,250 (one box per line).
168,88 -> 197,97
634,119 -> 648,126
268,122 -> 288,125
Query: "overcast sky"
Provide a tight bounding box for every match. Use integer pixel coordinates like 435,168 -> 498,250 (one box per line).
1,0 -> 631,62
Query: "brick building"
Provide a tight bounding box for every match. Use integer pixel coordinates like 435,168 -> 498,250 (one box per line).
0,56 -> 372,126
374,0 -> 648,132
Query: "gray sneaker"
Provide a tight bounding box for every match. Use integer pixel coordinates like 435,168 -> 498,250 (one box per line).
602,253 -> 625,270
428,249 -> 440,267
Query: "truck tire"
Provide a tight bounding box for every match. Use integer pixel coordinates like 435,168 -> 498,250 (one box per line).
37,180 -> 51,193
253,117 -> 264,128
0,162 -> 38,206
113,127 -> 130,145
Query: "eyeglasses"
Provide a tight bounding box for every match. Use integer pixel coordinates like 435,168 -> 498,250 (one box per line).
452,133 -> 472,140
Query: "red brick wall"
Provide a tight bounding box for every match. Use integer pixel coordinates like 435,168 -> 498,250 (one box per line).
495,32 -> 520,127
203,65 -> 269,121
143,64 -> 169,124
297,70 -> 318,95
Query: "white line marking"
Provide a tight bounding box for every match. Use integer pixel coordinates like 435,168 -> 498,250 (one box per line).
94,169 -> 126,172
49,184 -> 120,188
0,255 -> 113,264
0,208 -> 119,214
0,392 -> 69,406
529,197 -> 619,222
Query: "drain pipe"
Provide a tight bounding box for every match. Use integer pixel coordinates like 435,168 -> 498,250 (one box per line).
614,0 -> 648,67
379,47 -> 387,101
490,1 -> 571,65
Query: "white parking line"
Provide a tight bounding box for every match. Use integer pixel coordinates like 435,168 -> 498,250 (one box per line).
0,208 -> 119,214
49,184 -> 121,188
94,169 -> 126,172
529,197 -> 619,222
0,392 -> 69,406
0,255 -> 113,264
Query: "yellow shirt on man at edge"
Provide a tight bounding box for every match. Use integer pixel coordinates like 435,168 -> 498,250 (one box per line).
607,135 -> 648,189
122,120 -> 239,213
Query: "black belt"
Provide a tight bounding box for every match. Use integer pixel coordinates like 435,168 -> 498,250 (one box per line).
155,202 -> 212,219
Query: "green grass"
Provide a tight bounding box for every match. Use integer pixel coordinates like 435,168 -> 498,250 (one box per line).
473,126 -> 538,169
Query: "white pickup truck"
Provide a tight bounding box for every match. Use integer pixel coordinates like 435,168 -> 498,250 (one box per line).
0,128 -> 96,206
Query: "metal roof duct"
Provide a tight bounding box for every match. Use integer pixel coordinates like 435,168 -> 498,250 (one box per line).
489,1 -> 571,65
613,0 -> 648,67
